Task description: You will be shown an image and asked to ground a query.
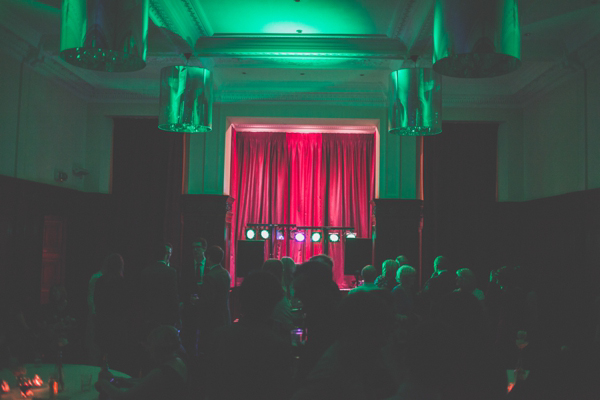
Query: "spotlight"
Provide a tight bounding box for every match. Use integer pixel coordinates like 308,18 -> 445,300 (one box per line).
328,233 -> 340,243
310,231 -> 323,242
346,232 -> 357,239
276,229 -> 285,241
293,232 -> 306,242
245,228 -> 256,240
260,229 -> 270,239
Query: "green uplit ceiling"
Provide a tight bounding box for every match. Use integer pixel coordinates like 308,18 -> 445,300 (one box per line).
1,0 -> 599,103
199,0 -> 393,35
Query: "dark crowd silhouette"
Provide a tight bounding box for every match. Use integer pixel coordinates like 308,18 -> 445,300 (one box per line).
2,243 -> 600,400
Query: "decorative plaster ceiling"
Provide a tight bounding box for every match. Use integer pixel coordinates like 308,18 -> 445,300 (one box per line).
1,0 -> 599,107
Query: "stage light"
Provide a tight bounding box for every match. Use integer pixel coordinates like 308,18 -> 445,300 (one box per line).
260,229 -> 270,239
346,232 -> 357,239
276,229 -> 285,240
328,233 -> 340,243
311,231 -> 323,242
293,232 -> 306,242
245,228 -> 256,240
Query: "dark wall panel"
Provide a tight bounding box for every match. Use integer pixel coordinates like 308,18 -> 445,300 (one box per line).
372,199 -> 423,281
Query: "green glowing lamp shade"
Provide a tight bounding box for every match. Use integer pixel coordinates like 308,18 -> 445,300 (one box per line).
158,66 -> 213,133
433,0 -> 521,78
388,69 -> 442,136
60,0 -> 148,72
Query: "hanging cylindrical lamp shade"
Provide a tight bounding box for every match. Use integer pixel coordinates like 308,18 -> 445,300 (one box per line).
60,0 -> 148,72
388,69 -> 442,136
433,0 -> 521,78
158,66 -> 213,133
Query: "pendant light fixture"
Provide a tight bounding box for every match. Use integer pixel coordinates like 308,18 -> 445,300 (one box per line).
158,55 -> 213,133
60,0 -> 148,72
433,0 -> 521,78
388,67 -> 442,136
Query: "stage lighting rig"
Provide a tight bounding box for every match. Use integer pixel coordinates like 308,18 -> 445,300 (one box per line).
245,228 -> 257,240
260,229 -> 270,239
310,231 -> 323,242
328,232 -> 340,243
292,231 -> 306,242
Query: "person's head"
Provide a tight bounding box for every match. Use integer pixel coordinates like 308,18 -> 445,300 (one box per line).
205,245 -> 224,266
262,259 -> 284,283
192,237 -> 207,262
146,325 -> 181,364
397,265 -> 417,288
382,259 -> 400,280
361,265 -> 378,284
433,256 -> 449,273
496,265 -> 515,289
281,257 -> 296,279
456,268 -> 476,292
102,253 -> 124,278
396,255 -> 409,266
154,242 -> 172,263
293,261 -> 337,309
309,254 -> 334,270
49,285 -> 67,304
240,271 -> 283,323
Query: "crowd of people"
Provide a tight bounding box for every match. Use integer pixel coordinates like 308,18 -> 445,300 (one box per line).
2,243 -> 600,399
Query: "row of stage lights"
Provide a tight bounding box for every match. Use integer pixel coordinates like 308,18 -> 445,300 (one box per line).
245,228 -> 356,243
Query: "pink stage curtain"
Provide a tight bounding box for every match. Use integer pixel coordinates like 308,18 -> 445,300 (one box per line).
323,134 -> 375,286
230,130 -> 374,288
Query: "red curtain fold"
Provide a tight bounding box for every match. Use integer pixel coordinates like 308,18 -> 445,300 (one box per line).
286,133 -> 325,263
231,130 -> 374,288
323,134 -> 375,287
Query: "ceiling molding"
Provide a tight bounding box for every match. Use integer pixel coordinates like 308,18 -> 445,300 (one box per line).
149,0 -> 175,32
194,34 -> 407,59
388,0 -> 434,54
216,90 -> 387,107
149,0 -> 212,48
88,89 -> 158,104
181,0 -> 213,37
517,33 -> 600,107
389,0 -> 418,39
0,26 -> 94,100
442,93 -> 521,109
233,123 -> 377,134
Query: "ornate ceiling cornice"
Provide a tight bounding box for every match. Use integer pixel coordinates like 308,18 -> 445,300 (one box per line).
389,0 -> 418,39
0,26 -> 94,100
180,0 -> 212,37
216,90 -> 387,107
517,34 -> 600,107
194,34 -> 407,59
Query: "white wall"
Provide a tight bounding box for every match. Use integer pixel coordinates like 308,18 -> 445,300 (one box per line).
5,51 -> 596,202
0,49 -> 88,191
522,65 -> 595,200
585,58 -> 600,191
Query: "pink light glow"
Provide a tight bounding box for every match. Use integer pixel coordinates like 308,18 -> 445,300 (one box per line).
32,375 -> 43,387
